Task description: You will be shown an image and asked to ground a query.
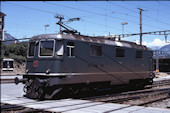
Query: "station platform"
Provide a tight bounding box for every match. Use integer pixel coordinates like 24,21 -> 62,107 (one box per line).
1,96 -> 170,113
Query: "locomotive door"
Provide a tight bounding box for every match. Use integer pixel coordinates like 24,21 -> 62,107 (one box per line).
149,51 -> 154,71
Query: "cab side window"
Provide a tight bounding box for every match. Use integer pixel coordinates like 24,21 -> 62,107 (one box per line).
67,42 -> 74,57
28,42 -> 35,57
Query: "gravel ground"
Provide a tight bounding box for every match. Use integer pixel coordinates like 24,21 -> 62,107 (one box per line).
146,98 -> 170,109
149,73 -> 170,109
117,74 -> 170,109
121,90 -> 170,109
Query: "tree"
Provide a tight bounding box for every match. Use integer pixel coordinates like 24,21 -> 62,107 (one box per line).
4,41 -> 28,63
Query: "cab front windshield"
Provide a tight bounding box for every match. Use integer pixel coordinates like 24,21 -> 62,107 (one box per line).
39,40 -> 54,56
28,39 -> 63,57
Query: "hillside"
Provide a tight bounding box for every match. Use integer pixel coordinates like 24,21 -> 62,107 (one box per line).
159,44 -> 170,58
4,33 -> 19,45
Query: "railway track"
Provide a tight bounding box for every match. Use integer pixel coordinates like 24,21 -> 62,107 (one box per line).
1,96 -> 169,113
1,82 -> 170,112
1,89 -> 170,113
102,88 -> 170,105
1,78 -> 14,84
83,86 -> 170,100
0,74 -> 22,84
81,79 -> 170,99
79,79 -> 170,107
1,103 -> 50,113
1,75 -> 170,112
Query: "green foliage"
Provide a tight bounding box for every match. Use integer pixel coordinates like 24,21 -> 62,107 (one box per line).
4,41 -> 28,62
9,53 -> 26,63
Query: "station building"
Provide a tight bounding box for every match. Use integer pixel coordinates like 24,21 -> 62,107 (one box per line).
154,58 -> 170,72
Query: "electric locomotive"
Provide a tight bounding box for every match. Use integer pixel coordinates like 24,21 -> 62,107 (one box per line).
15,31 -> 155,99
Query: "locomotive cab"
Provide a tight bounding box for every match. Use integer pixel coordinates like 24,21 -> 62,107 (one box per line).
26,37 -> 64,74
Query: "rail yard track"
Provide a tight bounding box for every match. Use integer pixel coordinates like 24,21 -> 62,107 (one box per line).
1,103 -> 50,113
84,87 -> 170,105
0,74 -> 22,84
78,81 -> 170,111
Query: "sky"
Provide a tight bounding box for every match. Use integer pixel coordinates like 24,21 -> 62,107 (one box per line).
1,1 -> 170,49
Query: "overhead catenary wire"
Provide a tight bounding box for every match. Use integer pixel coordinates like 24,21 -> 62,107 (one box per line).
159,2 -> 170,10
79,2 -> 137,18
130,2 -> 170,15
2,30 -> 170,43
109,2 -> 138,14
5,2 -> 55,15
45,2 -> 138,22
111,30 -> 170,39
3,2 -> 128,36
4,1 -> 170,30
79,2 -> 170,36
110,1 -> 170,26
45,1 -> 166,30
78,2 -> 134,34
2,1 -> 169,40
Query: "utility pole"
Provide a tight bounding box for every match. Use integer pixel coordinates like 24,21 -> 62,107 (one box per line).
0,11 -> 6,70
155,46 -> 159,73
54,14 -> 64,34
121,22 -> 128,38
164,35 -> 170,43
138,8 -> 144,46
44,25 -> 49,34
165,35 -> 167,43
0,1 -> 1,11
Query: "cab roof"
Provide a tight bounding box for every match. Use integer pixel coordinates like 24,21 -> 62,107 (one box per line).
30,33 -> 152,51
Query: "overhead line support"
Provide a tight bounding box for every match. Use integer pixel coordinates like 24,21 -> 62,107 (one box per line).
138,8 -> 144,46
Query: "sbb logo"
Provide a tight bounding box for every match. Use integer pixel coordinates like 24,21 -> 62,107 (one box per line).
33,61 -> 38,67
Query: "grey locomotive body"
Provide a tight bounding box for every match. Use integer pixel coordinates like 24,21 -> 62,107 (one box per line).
15,33 -> 155,99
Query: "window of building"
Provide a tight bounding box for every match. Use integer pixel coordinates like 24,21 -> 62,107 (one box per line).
3,61 -> 13,68
136,51 -> 143,58
39,40 -> 54,56
90,45 -> 102,57
116,48 -> 125,58
67,42 -> 74,57
28,42 -> 35,57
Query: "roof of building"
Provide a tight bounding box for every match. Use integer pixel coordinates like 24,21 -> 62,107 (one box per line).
0,11 -> 6,16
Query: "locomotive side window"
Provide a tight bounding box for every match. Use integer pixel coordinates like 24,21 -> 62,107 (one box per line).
67,42 -> 74,57
116,48 -> 125,57
39,40 -> 54,56
56,41 -> 63,56
136,51 -> 143,58
28,42 -> 35,57
90,45 -> 102,57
